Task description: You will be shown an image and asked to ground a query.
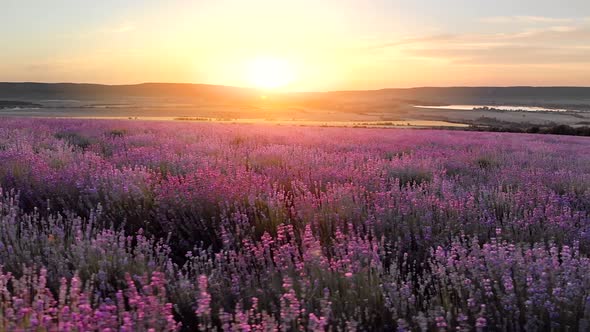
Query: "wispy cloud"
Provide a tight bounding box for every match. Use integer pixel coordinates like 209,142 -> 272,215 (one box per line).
374,21 -> 590,66
368,34 -> 456,49
406,46 -> 590,65
480,16 -> 574,24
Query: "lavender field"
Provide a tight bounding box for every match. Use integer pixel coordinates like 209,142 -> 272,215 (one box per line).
0,118 -> 589,331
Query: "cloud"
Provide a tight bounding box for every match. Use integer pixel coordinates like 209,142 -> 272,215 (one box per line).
498,26 -> 590,43
406,46 -> 590,65
364,34 -> 459,52
480,16 -> 574,24
376,22 -> 590,66
371,34 -> 457,48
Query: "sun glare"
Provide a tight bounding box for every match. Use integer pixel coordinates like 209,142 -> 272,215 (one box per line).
246,57 -> 295,90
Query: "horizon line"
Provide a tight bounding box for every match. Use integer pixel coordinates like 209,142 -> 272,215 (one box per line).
1,81 -> 590,94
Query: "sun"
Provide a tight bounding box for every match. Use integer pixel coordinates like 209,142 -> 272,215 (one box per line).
246,57 -> 295,90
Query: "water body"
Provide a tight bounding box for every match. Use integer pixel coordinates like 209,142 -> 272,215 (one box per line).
0,107 -> 41,111
414,105 -> 571,112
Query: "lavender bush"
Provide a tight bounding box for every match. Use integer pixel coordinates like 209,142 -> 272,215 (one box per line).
0,118 -> 588,330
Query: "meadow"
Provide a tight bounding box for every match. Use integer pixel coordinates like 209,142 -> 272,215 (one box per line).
0,118 -> 589,331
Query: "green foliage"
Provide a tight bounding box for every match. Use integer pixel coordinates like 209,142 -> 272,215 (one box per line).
107,129 -> 127,138
54,131 -> 94,149
387,167 -> 433,187
475,156 -> 499,169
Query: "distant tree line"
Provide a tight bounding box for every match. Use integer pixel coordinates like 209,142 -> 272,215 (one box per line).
468,124 -> 590,137
0,100 -> 42,108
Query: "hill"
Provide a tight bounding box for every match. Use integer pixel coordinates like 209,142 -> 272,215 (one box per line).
1,83 -> 589,105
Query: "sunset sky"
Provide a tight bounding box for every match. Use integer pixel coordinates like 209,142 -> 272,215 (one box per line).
2,0 -> 590,91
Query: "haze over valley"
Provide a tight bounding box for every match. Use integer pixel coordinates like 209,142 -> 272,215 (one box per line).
2,83 -> 589,130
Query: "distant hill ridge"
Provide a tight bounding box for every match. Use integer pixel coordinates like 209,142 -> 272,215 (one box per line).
0,83 -> 256,100
1,82 -> 589,103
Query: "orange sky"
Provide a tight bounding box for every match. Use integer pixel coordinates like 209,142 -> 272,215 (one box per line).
1,0 -> 590,91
